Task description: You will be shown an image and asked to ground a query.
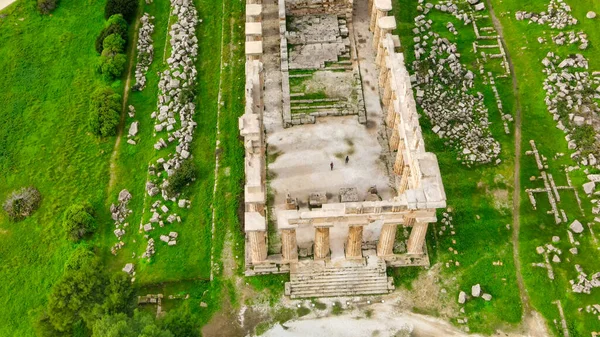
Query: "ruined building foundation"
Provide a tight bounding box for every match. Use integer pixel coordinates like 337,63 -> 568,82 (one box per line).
240,0 -> 446,298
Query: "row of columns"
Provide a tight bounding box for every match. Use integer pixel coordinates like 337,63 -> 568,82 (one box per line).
250,218 -> 429,264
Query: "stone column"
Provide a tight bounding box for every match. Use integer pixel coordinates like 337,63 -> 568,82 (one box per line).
378,61 -> 389,88
377,224 -> 397,256
281,229 -> 298,262
393,150 -> 405,174
370,0 -> 392,32
373,16 -> 396,50
407,222 -> 428,255
314,227 -> 330,259
248,231 -> 267,263
345,226 -> 363,259
385,103 -> 396,126
389,123 -> 400,150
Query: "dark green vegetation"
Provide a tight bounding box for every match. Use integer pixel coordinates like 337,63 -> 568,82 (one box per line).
89,87 -> 122,137
165,160 -> 197,197
489,0 -> 600,335
104,0 -> 138,23
95,14 -> 128,54
62,202 -> 97,242
393,0 -> 522,333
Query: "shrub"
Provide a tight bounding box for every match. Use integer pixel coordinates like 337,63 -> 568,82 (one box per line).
3,186 -> 42,221
47,247 -> 106,331
89,87 -> 121,137
37,0 -> 58,15
95,15 -> 128,54
62,202 -> 96,242
104,0 -> 138,23
102,33 -> 125,54
165,160 -> 197,197
99,51 -> 127,81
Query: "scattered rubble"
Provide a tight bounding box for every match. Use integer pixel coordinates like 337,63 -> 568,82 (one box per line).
133,13 -> 156,91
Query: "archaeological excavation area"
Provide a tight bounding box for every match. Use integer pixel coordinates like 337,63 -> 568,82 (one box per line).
240,0 -> 447,298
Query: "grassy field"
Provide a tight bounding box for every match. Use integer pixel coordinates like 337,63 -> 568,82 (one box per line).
0,0 -> 120,335
489,0 -> 600,335
392,0 -> 522,333
98,0 -> 224,285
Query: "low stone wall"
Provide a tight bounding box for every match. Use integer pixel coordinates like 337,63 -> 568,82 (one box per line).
285,0 -> 353,19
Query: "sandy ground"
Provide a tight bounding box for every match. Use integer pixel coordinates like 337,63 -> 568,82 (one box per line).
0,0 -> 16,11
268,116 -> 394,205
262,302 -> 480,337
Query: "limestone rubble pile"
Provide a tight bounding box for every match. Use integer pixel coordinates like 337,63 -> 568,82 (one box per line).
133,13 -> 156,91
110,190 -> 133,254
541,52 -> 600,166
411,13 -> 500,166
571,264 -> 600,294
515,0 -> 578,29
137,0 -> 199,260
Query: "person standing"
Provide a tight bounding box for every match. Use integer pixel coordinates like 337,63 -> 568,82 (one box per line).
330,162 -> 334,171
345,156 -> 349,164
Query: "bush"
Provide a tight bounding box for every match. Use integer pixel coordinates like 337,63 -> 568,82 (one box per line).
102,33 -> 125,54
104,0 -> 138,23
89,87 -> 121,137
93,311 -> 173,337
3,186 -> 42,221
37,0 -> 58,15
62,202 -> 96,242
161,306 -> 198,337
99,51 -> 127,81
47,247 -> 106,331
95,14 -> 128,54
165,160 -> 197,197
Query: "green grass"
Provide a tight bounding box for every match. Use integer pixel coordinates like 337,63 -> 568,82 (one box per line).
100,0 -> 225,284
393,0 -> 522,333
489,0 -> 600,335
0,0 -> 124,335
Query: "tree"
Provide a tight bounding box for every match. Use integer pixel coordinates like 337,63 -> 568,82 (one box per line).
89,87 -> 121,137
102,272 -> 135,316
165,160 -> 197,197
99,52 -> 127,81
37,0 -> 58,15
104,0 -> 138,23
161,306 -> 198,337
62,202 -> 96,242
92,311 -> 174,337
95,15 -> 128,54
103,33 -> 126,54
3,186 -> 42,221
47,247 -> 107,331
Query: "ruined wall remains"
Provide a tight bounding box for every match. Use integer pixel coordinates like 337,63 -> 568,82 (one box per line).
285,0 -> 353,18
241,0 -> 447,276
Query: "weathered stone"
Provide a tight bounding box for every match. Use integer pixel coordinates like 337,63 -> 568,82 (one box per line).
570,220 -> 584,233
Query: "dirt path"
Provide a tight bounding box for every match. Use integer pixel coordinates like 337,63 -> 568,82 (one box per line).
108,17 -> 141,192
486,1 -> 548,336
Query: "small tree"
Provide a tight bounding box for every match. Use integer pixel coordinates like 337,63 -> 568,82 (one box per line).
101,272 -> 135,315
62,202 -> 96,242
165,161 -> 197,197
93,311 -> 174,337
104,0 -> 138,23
95,14 -> 128,53
99,51 -> 127,81
89,87 -> 121,137
47,247 -> 106,331
3,186 -> 42,221
102,33 -> 125,54
37,0 -> 58,15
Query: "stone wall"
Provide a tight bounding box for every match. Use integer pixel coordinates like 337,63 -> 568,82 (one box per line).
285,0 -> 353,18
241,2 -> 268,266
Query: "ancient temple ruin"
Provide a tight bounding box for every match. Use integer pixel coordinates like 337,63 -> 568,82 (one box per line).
240,0 -> 446,298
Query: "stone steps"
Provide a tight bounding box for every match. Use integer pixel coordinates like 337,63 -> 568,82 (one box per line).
285,257 -> 393,298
